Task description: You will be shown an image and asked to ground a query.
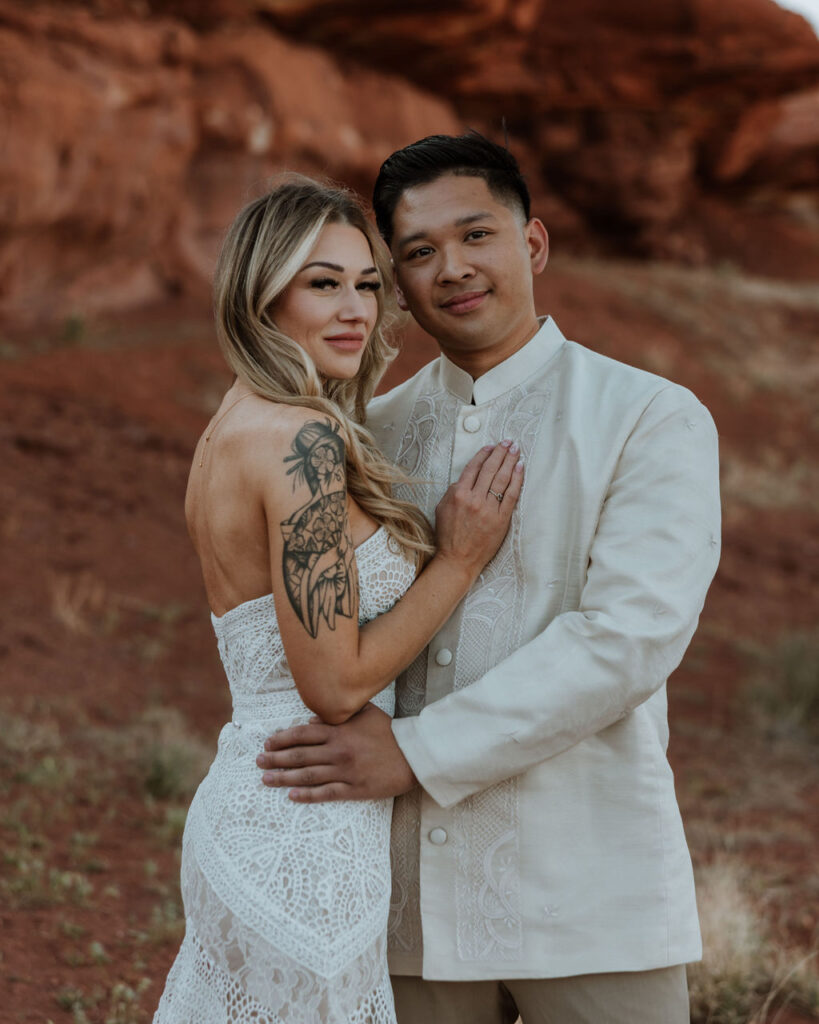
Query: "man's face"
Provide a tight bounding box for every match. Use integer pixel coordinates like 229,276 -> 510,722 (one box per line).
389,174 -> 548,367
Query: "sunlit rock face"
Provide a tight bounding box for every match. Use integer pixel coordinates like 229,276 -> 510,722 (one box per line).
249,0 -> 819,253
0,1 -> 458,324
1,0 -> 818,324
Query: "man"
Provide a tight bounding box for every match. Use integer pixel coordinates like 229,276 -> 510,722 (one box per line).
257,132 -> 721,1023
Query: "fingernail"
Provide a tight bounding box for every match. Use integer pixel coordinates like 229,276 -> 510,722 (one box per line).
500,439 -> 512,447
515,461 -> 524,471
255,755 -> 264,766
263,772 -> 277,785
509,442 -> 520,454
482,444 -> 494,451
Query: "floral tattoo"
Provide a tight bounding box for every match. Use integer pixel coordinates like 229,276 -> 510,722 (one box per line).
280,419 -> 358,637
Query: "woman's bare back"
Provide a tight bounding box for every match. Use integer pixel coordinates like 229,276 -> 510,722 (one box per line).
186,387 -> 379,618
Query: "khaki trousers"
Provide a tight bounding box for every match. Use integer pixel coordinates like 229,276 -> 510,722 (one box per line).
391,966 -> 689,1024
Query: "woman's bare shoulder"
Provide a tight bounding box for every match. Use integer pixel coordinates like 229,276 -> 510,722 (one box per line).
239,402 -> 344,453
235,401 -> 347,497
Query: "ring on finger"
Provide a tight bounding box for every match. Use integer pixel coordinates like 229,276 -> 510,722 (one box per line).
488,489 -> 504,502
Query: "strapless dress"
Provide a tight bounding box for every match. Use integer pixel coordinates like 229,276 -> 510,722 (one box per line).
154,526 -> 416,1023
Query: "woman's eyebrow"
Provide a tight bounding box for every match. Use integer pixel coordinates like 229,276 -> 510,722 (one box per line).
302,261 -> 344,272
301,262 -> 378,275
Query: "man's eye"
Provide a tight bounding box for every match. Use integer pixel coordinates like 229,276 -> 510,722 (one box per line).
407,246 -> 433,260
466,230 -> 489,241
310,277 -> 339,290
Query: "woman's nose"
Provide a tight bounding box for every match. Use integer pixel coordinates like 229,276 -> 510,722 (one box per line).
338,287 -> 369,320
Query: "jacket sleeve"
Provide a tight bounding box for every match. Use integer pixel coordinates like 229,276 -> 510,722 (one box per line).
392,385 -> 722,808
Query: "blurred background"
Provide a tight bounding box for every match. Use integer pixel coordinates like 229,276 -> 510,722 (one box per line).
1,1 -> 818,1021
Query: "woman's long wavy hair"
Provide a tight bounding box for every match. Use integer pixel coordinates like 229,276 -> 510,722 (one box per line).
213,175 -> 434,565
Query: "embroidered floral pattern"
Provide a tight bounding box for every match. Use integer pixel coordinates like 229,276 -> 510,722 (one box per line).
387,379 -> 552,965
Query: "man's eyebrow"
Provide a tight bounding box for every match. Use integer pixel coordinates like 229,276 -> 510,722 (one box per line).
394,232 -> 426,251
301,261 -> 378,275
396,212 -> 497,250
454,211 -> 495,227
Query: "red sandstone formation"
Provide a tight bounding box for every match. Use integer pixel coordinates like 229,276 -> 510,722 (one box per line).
256,0 -> 819,256
0,1 -> 458,325
0,0 -> 818,325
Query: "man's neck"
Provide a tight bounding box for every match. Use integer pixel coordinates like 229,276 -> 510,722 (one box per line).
440,317 -> 542,381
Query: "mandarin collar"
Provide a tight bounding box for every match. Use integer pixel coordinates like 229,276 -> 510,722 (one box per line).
437,317 -> 566,405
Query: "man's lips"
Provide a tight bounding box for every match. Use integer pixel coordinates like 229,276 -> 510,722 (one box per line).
440,290 -> 488,314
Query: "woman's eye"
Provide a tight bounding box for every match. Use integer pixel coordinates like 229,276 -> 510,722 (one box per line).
310,277 -> 339,290
357,280 -> 382,292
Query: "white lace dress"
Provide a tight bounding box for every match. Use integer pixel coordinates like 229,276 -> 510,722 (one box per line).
154,526 -> 416,1024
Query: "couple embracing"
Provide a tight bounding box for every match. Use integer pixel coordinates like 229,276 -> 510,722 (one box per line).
154,132 -> 721,1024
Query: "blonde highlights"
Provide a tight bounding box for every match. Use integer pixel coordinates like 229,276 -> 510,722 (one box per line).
213,175 -> 434,564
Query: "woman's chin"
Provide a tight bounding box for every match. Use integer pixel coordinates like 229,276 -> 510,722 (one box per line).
320,372 -> 360,392
319,360 -> 365,383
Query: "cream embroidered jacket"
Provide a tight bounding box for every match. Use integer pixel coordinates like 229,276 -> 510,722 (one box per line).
366,317 -> 721,981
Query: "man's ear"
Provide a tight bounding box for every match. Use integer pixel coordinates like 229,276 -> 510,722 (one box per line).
393,266 -> 410,311
525,218 -> 549,275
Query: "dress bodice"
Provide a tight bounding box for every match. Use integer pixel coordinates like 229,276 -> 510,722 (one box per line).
210,526 -> 417,724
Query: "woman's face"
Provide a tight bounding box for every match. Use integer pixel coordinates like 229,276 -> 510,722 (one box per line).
272,223 -> 381,380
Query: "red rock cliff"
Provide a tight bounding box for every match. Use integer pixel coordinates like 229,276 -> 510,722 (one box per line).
1,0 -> 818,325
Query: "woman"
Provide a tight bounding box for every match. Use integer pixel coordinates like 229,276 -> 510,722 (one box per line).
154,177 -> 523,1023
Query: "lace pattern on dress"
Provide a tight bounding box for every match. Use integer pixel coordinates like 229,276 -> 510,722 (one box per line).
155,526 -> 415,1024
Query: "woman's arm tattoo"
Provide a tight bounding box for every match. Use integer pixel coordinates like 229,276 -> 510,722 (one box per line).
280,419 -> 358,637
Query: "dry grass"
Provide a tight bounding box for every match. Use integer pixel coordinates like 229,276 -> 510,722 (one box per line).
49,572 -> 193,666
0,699 -> 208,923
120,707 -> 212,801
50,571 -> 109,635
689,859 -> 819,1023
744,631 -> 819,743
0,692 -> 204,1019
54,977 -> 152,1024
676,640 -> 819,1024
719,452 -> 816,512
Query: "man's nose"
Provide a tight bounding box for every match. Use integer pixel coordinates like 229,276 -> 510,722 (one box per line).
436,245 -> 475,284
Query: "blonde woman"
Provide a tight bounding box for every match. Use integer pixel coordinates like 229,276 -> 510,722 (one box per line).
153,178 -> 523,1024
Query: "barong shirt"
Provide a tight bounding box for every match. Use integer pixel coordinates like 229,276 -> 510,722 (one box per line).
366,317 -> 721,981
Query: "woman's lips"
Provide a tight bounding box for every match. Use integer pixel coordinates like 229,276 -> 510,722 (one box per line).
441,291 -> 488,314
324,334 -> 365,351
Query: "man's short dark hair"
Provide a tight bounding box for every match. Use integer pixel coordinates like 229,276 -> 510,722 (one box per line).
373,131 -> 531,247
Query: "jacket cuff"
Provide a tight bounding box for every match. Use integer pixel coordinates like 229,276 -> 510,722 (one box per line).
392,714 -> 469,809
